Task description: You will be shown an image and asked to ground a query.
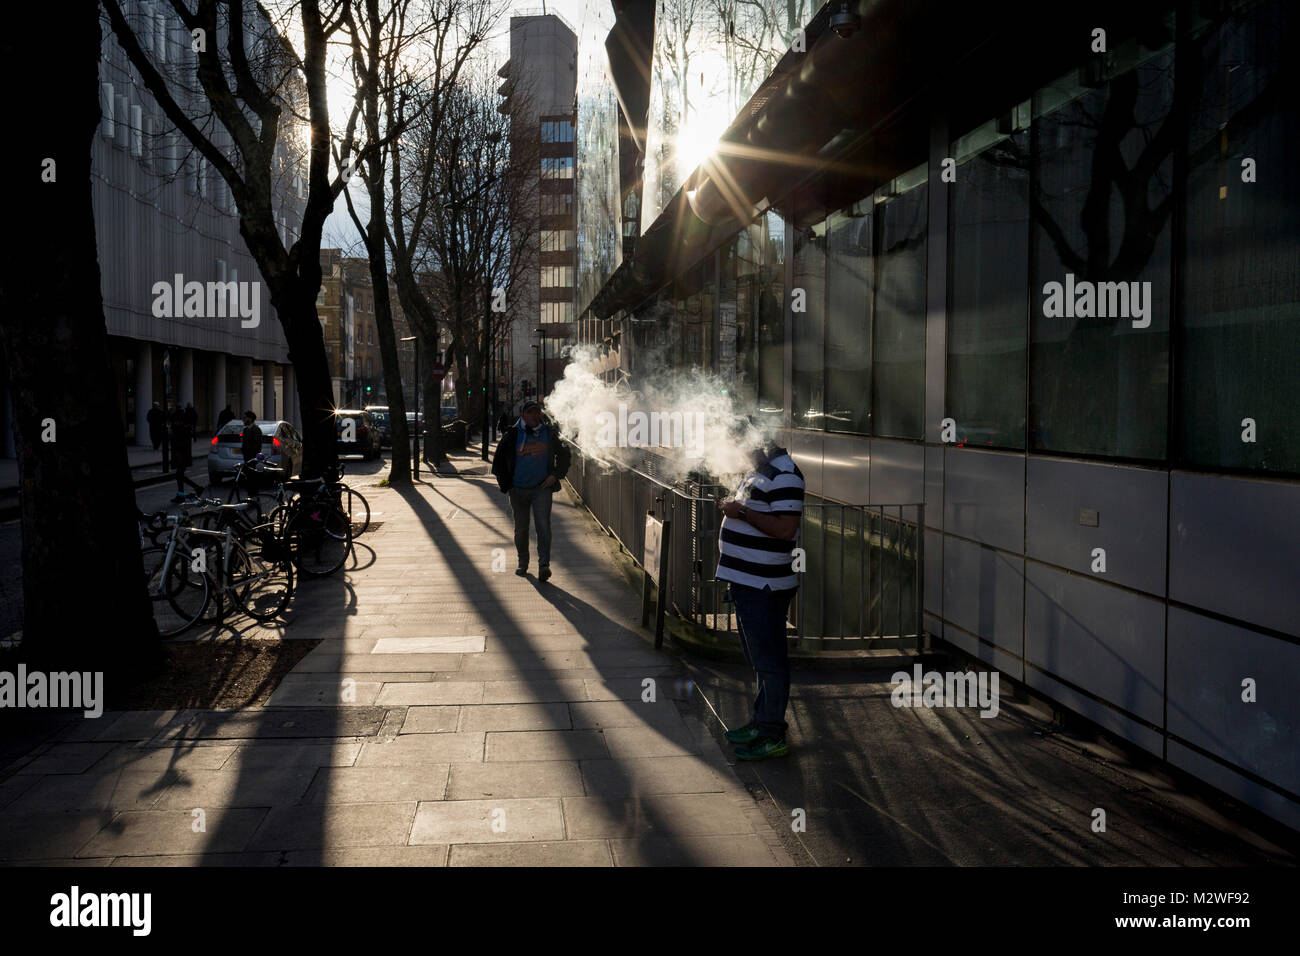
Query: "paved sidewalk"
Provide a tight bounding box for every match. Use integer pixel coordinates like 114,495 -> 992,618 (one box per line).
0,460 -> 792,866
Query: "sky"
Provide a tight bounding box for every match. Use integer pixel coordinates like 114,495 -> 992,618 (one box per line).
319,0 -> 586,254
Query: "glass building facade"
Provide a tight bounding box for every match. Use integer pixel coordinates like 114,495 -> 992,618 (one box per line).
575,0 -> 1300,832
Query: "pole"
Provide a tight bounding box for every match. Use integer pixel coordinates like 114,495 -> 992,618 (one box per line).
481,313 -> 490,462
412,338 -> 420,481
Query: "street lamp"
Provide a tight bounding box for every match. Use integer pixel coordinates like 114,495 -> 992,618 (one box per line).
401,335 -> 419,480
533,327 -> 547,400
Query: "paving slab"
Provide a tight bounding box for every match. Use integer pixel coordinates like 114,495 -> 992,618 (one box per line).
449,840 -> 613,866
609,834 -> 781,867
79,808 -> 269,858
154,708 -> 387,740
399,706 -> 462,734
304,765 -> 450,804
266,679 -> 383,707
371,636 -> 485,654
152,767 -> 319,810
8,741 -> 120,775
410,798 -> 565,845
246,802 -> 417,851
457,703 -> 572,733
578,756 -> 736,798
0,811 -> 110,861
446,761 -> 586,800
485,730 -> 609,762
376,682 -> 484,706
279,846 -> 450,866
231,741 -> 363,769
562,793 -> 756,840
481,678 -> 590,704
356,733 -> 486,766
7,770 -> 168,813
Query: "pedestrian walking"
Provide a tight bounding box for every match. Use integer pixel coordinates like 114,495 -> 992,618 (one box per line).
496,405 -> 514,434
184,401 -> 198,439
146,402 -> 166,450
170,408 -> 202,500
715,434 -> 806,760
240,411 -> 262,463
160,403 -> 173,472
216,405 -> 235,429
491,400 -> 570,582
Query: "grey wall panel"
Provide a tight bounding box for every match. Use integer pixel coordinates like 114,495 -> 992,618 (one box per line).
1026,457 -> 1167,597
1025,563 -> 1165,728
944,447 -> 1025,553
785,428 -> 824,500
1026,668 -> 1164,756
940,621 -> 1024,680
925,444 -> 944,529
925,112 -> 948,444
943,536 -> 1024,658
1167,607 -> 1300,796
820,431 -> 870,504
1167,741 -> 1300,833
1170,473 -> 1300,637
923,612 -> 943,642
924,528 -> 943,621
870,439 -> 924,505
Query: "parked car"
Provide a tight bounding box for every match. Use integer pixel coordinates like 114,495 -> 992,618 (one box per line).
335,409 -> 382,459
440,404 -> 459,424
405,411 -> 427,436
364,405 -> 392,446
208,419 -> 302,484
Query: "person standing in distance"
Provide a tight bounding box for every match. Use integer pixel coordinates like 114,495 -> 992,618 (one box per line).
491,400 -> 570,582
715,434 -> 805,760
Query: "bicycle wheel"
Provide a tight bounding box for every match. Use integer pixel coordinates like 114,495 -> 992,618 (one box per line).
142,546 -> 209,636
286,499 -> 353,577
228,534 -> 294,620
336,485 -> 370,536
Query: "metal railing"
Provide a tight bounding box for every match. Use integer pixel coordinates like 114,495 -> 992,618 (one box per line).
565,446 -> 924,652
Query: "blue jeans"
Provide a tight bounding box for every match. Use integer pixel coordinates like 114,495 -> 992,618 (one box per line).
508,484 -> 554,568
730,583 -> 795,739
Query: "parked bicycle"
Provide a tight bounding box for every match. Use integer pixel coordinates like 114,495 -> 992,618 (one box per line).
229,455 -> 371,538
141,498 -> 294,636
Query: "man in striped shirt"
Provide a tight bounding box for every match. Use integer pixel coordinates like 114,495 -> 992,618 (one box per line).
716,441 -> 805,760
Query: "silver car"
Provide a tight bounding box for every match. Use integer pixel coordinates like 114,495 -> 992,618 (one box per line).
208,419 -> 303,484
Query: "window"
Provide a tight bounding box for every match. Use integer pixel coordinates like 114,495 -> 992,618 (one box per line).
947,120 -> 1030,449
100,83 -> 115,140
130,104 -> 143,157
541,156 -> 574,179
540,193 -> 572,216
540,229 -> 573,252
872,165 -> 927,440
825,204 -> 872,434
540,302 -> 574,324
1179,4 -> 1300,472
541,120 -> 574,143
755,210 -> 786,424
1029,42 -> 1173,460
792,214 -> 826,429
540,266 -> 573,287
114,95 -> 130,149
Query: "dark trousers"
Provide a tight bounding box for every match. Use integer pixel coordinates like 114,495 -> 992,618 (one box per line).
731,583 -> 796,739
508,485 -> 553,568
175,464 -> 201,495
160,434 -> 171,471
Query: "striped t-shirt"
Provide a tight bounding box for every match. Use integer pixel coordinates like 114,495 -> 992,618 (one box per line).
716,449 -> 805,591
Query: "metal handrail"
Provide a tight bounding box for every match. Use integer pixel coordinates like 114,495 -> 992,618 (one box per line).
565,444 -> 925,651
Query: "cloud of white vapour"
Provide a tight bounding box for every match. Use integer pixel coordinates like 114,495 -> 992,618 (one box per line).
543,345 -> 771,487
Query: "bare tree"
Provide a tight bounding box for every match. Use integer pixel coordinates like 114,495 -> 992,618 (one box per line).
0,6 -> 160,677
407,68 -> 537,446
102,0 -> 392,475
382,6 -> 498,466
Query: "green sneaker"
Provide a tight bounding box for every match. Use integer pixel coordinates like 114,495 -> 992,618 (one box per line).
724,722 -> 761,744
735,736 -> 789,761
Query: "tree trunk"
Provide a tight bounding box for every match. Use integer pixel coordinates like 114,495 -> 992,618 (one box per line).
362,184 -> 409,482
0,7 -> 160,678
271,287 -> 338,479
